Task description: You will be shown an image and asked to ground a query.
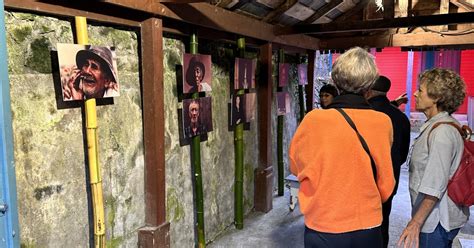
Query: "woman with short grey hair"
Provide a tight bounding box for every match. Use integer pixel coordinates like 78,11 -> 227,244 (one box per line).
290,47 -> 395,247
398,68 -> 469,248
331,46 -> 379,94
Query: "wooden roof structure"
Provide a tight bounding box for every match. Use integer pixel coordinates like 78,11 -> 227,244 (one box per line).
6,0 -> 474,51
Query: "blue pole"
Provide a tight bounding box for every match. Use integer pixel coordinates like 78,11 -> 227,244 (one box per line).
0,1 -> 21,247
405,51 -> 414,117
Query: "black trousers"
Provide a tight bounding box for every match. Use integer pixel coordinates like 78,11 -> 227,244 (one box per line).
304,226 -> 383,248
381,195 -> 394,248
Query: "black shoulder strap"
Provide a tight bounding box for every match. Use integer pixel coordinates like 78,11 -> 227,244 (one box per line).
335,108 -> 377,181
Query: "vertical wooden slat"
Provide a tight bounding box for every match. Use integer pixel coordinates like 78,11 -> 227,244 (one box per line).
383,0 -> 394,19
138,17 -> 170,248
305,50 -> 315,112
440,0 -> 450,31
254,43 -> 273,212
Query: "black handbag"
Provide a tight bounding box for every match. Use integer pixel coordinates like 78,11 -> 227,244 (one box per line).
336,108 -> 377,181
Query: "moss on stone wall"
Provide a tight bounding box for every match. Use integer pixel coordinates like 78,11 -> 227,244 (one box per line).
166,188 -> 185,222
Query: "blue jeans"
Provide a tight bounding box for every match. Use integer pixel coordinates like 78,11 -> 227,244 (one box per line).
419,223 -> 460,248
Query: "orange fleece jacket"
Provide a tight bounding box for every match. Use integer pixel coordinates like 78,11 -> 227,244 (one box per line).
289,108 -> 395,233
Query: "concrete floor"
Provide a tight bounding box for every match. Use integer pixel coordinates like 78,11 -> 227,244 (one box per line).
209,165 -> 474,248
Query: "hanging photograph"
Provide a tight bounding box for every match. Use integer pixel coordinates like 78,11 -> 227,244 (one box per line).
57,43 -> 120,101
183,53 -> 212,94
279,63 -> 290,87
182,97 -> 213,138
231,94 -> 246,126
244,93 -> 257,122
234,58 -> 256,90
297,64 -> 308,85
277,91 -> 290,116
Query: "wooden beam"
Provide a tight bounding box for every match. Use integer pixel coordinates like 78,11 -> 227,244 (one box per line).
303,0 -> 343,24
262,0 -> 298,23
398,0 -> 409,17
319,31 -> 474,49
154,3 -> 318,50
255,42 -> 273,213
333,0 -> 370,22
228,0 -> 252,11
138,17 -> 170,248
383,0 -> 395,19
276,12 -> 474,35
216,0 -> 234,8
141,16 -> 167,229
5,0 -> 141,27
440,0 -> 450,31
450,0 -> 473,11
105,1 -> 320,49
6,0 -> 319,50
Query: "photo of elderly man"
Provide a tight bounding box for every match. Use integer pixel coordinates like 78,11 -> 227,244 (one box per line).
58,43 -> 119,101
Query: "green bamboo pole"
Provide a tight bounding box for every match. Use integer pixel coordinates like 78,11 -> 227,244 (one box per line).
298,55 -> 306,123
277,49 -> 285,196
190,34 -> 205,248
234,37 -> 245,230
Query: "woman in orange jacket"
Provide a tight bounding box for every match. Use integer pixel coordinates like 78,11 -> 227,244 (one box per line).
289,47 -> 395,248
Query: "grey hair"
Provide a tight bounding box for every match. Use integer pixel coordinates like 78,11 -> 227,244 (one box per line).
331,47 -> 379,94
420,68 -> 466,114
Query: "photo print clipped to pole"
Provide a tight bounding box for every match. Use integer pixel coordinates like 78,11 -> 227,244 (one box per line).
182,53 -> 213,94
57,43 -> 120,101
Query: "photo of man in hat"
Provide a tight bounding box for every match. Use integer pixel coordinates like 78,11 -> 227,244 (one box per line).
183,53 -> 212,94
58,43 -> 120,101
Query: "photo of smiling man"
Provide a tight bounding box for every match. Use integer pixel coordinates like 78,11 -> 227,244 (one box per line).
58,43 -> 120,101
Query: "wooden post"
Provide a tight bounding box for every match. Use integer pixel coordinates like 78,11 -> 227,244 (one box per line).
254,43 -> 273,212
138,17 -> 170,248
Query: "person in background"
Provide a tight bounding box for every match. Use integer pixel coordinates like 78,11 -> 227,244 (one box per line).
318,84 -> 338,109
289,47 -> 395,248
391,92 -> 409,107
232,95 -> 245,125
398,68 -> 469,248
366,75 -> 411,248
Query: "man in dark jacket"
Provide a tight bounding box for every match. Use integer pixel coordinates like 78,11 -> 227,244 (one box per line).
367,75 -> 411,248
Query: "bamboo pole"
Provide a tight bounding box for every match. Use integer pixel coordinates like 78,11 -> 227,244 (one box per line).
189,33 -> 206,248
277,49 -> 284,196
75,17 -> 106,248
234,37 -> 245,230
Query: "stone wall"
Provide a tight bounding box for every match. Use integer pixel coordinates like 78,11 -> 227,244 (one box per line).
6,12 -> 144,247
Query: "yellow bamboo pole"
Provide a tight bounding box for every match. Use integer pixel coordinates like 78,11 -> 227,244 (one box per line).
75,16 -> 106,248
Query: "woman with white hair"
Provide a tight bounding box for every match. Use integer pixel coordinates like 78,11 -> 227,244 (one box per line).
289,47 -> 395,247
